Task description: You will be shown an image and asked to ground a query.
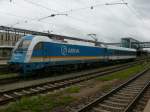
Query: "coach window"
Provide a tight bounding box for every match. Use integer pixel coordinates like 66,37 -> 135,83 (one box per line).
34,42 -> 43,50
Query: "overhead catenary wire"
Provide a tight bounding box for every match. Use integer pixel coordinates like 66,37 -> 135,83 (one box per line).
0,10 -> 68,33
5,0 -> 68,27
7,0 -> 148,42
22,0 -> 128,40
23,0 -> 127,21
121,0 -> 144,22
121,0 -> 147,37
7,0 -> 127,27
22,0 -> 106,34
61,0 -> 127,13
101,0 -> 143,38
23,0 -> 58,13
0,7 -> 56,28
39,0 -> 130,39
0,0 -> 59,27
37,1 -> 128,21
5,0 -> 144,27
6,0 -> 129,39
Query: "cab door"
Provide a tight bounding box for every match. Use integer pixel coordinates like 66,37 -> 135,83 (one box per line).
32,42 -> 44,62
43,43 -> 49,62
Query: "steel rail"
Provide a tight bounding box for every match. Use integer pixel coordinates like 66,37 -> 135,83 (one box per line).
123,81 -> 150,112
77,68 -> 150,112
0,61 -> 141,85
0,62 -> 139,105
0,62 -> 130,85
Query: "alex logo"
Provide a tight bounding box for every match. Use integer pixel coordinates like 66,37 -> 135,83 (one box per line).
61,46 -> 68,56
61,45 -> 80,56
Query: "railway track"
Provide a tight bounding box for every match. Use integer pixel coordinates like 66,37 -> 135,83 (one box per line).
77,68 -> 150,112
0,76 -> 20,85
0,65 -> 10,72
0,61 -> 142,105
0,64 -> 18,77
132,87 -> 150,112
0,61 -> 143,85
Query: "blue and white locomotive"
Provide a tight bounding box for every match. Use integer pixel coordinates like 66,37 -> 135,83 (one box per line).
9,35 -> 136,74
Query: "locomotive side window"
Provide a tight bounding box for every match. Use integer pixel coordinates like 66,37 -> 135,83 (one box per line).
34,42 -> 43,50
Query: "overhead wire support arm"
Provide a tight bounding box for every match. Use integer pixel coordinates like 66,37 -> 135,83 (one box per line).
105,2 -> 128,5
38,13 -> 68,21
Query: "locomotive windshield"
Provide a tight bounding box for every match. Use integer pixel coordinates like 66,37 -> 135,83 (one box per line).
15,39 -> 31,52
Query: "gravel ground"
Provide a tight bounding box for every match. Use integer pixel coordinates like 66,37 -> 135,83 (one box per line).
144,99 -> 150,112
51,78 -> 122,112
50,67 -> 145,112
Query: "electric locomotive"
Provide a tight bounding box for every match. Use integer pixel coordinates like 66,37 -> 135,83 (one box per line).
9,35 -> 136,75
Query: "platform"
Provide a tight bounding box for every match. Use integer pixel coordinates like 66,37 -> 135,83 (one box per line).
143,99 -> 150,112
0,60 -> 8,65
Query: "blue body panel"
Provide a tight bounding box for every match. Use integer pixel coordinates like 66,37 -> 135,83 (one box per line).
32,42 -> 106,57
26,42 -> 107,74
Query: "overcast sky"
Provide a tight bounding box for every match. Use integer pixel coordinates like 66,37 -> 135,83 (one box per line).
0,0 -> 149,43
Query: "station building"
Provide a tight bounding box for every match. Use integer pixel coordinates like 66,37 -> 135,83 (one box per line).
0,31 -> 22,59
121,37 -> 140,49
